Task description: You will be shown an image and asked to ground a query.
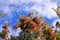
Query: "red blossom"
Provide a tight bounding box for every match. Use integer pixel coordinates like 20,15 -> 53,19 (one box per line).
33,17 -> 38,22
55,21 -> 59,26
40,23 -> 44,28
31,27 -> 38,31
52,34 -> 56,39
14,24 -> 19,29
2,26 -> 7,30
48,28 -> 53,36
23,18 -> 29,24
30,22 -> 37,28
3,35 -> 8,40
57,13 -> 60,16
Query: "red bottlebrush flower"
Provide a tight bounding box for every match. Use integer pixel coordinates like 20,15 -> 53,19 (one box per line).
24,18 -> 29,24
40,23 -> 44,28
3,35 -> 8,40
20,19 -> 25,23
30,22 -> 37,28
33,17 -> 42,24
2,26 -> 7,30
50,28 -> 53,31
37,21 -> 40,24
48,31 -> 52,36
31,27 -> 38,31
55,21 -> 59,26
42,36 -> 46,40
52,34 -> 56,39
33,17 -> 37,22
20,16 -> 29,24
34,27 -> 38,31
57,13 -> 60,16
20,16 -> 26,22
38,22 -> 42,26
14,24 -> 19,29
40,20 -> 46,28
48,28 -> 53,36
28,12 -> 32,18
38,20 -> 46,26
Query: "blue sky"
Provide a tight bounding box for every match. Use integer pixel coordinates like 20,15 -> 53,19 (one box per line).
0,0 -> 60,38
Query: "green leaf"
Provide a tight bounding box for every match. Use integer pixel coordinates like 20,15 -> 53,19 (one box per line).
36,12 -> 38,15
45,24 -> 50,30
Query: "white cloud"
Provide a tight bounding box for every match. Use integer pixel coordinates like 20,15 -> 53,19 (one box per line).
18,0 -> 58,19
0,0 -> 58,19
41,3 -> 58,19
30,1 -> 58,19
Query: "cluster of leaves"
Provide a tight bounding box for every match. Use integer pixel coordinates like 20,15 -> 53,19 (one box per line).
0,23 -> 9,40
52,5 -> 60,17
0,13 -> 9,40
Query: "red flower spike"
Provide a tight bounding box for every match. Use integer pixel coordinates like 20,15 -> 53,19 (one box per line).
52,34 -> 56,39
14,24 -> 19,29
48,28 -> 53,36
20,19 -> 25,23
33,17 -> 38,22
20,16 -> 26,23
57,13 -> 60,16
41,23 -> 44,28
31,27 -> 38,31
50,28 -> 53,31
24,18 -> 29,24
3,35 -> 8,40
48,31 -> 53,36
30,22 -> 37,28
36,20 -> 41,24
38,22 -> 42,26
2,26 -> 7,30
34,27 -> 38,31
55,21 -> 59,26
33,17 -> 41,24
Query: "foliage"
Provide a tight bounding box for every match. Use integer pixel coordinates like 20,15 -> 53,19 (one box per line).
13,12 -> 60,40
0,6 -> 60,40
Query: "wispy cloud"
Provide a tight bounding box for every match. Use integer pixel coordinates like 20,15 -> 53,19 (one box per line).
22,0 -> 58,19
0,0 -> 58,19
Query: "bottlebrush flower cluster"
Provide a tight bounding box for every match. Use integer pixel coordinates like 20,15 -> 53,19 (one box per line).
13,12 -> 60,40
0,12 -> 60,40
0,22 -> 9,40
